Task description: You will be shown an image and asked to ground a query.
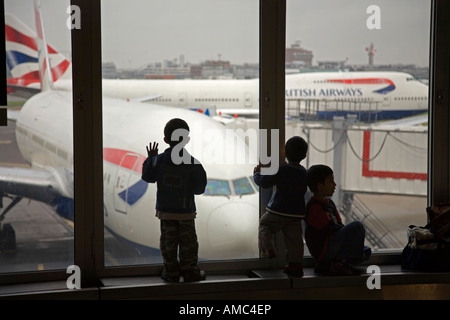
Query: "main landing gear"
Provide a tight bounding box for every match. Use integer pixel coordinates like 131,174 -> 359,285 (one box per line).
0,195 -> 21,254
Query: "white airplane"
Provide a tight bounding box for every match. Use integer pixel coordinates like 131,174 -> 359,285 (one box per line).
1,9 -> 259,260
6,15 -> 429,123
80,71 -> 429,123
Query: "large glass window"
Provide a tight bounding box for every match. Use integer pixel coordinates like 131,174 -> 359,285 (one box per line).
286,0 -> 430,253
101,0 -> 260,267
1,0 -> 74,274
2,0 -> 448,293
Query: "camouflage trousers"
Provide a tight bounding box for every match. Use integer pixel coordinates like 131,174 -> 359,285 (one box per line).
160,219 -> 200,278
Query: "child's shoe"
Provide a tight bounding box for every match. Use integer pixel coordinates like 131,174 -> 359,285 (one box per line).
161,268 -> 180,283
283,263 -> 304,278
328,260 -> 355,276
260,249 -> 276,259
347,263 -> 364,275
314,261 -> 331,274
182,269 -> 206,282
363,246 -> 372,262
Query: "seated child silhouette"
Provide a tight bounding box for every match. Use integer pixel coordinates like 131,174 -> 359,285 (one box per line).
305,164 -> 371,275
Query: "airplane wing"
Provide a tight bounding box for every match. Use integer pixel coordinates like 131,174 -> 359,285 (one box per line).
4,108 -> 21,122
7,83 -> 41,99
128,94 -> 162,103
0,166 -> 62,204
217,108 -> 259,118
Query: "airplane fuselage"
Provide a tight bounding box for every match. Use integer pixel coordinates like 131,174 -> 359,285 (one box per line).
53,71 -> 429,122
15,90 -> 260,261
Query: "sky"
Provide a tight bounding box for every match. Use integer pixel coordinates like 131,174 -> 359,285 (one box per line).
5,0 -> 431,69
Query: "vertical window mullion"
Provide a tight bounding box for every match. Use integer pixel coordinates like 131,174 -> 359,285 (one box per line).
71,0 -> 103,288
259,0 -> 286,268
429,0 -> 450,206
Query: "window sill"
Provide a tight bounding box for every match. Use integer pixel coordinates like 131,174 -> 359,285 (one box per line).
1,265 -> 449,300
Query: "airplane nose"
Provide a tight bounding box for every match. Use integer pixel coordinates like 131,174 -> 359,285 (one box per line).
205,202 -> 259,260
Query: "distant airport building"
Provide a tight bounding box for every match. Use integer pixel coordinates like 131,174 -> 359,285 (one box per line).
233,63 -> 259,79
285,40 -> 314,68
140,58 -> 191,79
198,59 -> 233,79
316,60 -> 348,70
102,62 -> 119,79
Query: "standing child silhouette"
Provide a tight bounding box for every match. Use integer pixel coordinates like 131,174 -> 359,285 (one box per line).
142,118 -> 207,282
253,136 -> 308,277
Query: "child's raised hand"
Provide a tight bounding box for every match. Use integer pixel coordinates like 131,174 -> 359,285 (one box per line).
146,141 -> 159,157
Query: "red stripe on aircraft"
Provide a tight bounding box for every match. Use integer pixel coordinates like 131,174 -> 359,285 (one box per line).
362,130 -> 427,180
5,24 -> 57,54
7,59 -> 69,86
7,73 -> 40,86
103,148 -> 146,173
327,78 -> 394,86
51,59 -> 71,81
5,25 -> 37,51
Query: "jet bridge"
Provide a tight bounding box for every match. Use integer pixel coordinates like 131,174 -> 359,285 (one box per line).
226,116 -> 427,200
286,116 -> 428,200
229,116 -> 427,249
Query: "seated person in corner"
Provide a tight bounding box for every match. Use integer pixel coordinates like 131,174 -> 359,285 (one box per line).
305,164 -> 371,275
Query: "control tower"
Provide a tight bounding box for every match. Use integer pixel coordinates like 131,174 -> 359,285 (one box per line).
366,43 -> 376,67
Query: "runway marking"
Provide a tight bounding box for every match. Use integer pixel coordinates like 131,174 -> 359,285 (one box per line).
63,218 -> 74,229
105,252 -> 120,266
0,162 -> 31,168
40,236 -> 74,242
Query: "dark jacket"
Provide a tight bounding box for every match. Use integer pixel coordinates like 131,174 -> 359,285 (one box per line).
142,147 -> 207,214
253,163 -> 307,218
305,196 -> 344,261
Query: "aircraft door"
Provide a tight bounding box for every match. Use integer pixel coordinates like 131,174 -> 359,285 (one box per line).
178,93 -> 187,107
244,92 -> 252,107
113,153 -> 139,214
383,95 -> 391,106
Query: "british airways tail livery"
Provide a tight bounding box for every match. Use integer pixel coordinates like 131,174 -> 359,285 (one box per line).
5,13 -> 71,97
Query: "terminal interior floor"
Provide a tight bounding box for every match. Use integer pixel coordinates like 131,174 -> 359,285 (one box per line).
1,264 -> 449,300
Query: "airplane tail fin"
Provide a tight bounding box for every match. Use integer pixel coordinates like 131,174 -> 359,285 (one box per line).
34,0 -> 53,91
5,5 -> 71,92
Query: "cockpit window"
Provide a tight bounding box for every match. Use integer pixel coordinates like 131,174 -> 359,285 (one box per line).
249,175 -> 258,191
232,177 -> 254,195
205,179 -> 231,196
204,177 -> 258,196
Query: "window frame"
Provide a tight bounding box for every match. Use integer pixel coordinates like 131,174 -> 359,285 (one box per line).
428,0 -> 450,207
0,0 -> 449,286
93,0 -> 288,280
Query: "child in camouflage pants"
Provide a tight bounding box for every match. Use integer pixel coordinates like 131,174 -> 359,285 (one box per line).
142,118 -> 207,282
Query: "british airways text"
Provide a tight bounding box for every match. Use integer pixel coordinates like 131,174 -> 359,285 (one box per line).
286,88 -> 363,98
